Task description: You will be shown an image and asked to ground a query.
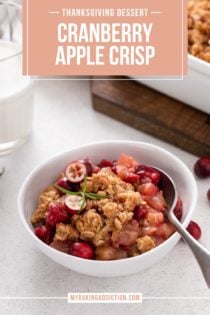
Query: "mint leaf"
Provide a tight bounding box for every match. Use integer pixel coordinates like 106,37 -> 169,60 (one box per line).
55,184 -> 81,196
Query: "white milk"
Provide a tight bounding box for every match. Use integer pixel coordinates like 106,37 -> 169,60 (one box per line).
0,40 -> 34,153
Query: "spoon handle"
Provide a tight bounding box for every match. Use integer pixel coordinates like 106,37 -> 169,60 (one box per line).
170,215 -> 210,288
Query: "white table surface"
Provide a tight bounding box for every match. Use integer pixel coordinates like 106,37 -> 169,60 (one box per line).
0,79 -> 210,315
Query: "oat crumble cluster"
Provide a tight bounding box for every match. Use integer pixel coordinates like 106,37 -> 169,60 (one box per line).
32,154 -> 177,260
188,0 -> 210,62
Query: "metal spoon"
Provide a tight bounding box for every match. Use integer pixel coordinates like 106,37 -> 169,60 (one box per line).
156,167 -> 210,288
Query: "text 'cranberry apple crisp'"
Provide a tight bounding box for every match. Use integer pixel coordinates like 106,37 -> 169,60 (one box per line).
31,154 -> 181,260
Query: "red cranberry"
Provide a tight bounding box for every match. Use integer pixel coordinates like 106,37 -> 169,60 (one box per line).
56,178 -> 80,192
207,189 -> 210,203
194,157 -> 210,178
135,165 -> 160,185
111,166 -> 117,174
79,159 -> 93,176
123,173 -> 139,184
98,159 -> 114,168
187,221 -> 202,240
92,166 -> 100,173
35,225 -> 53,244
65,161 -> 86,183
70,183 -> 80,192
69,242 -> 94,259
133,205 -> 148,220
64,195 -> 85,214
46,203 -> 69,227
56,177 -> 72,190
173,198 -> 183,221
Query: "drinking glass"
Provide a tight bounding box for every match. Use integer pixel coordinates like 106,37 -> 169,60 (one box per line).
0,1 -> 34,155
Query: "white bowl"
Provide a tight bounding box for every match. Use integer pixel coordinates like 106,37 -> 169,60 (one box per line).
132,55 -> 210,114
18,141 -> 197,277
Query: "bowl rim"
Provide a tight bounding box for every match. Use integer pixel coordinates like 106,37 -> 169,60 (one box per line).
18,140 -> 198,265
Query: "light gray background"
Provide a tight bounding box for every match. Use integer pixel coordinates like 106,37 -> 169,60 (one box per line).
0,79 -> 210,315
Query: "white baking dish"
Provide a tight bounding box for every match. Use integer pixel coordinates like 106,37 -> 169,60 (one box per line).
133,55 -> 210,114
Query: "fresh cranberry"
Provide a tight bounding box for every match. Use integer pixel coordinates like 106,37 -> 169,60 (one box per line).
133,205 -> 148,220
69,242 -> 94,259
65,161 -> 87,183
135,165 -> 160,185
187,221 -> 202,240
46,203 -> 69,227
98,159 -> 114,168
173,198 -> 183,221
70,183 -> 80,192
111,166 -> 117,174
56,177 -> 72,190
92,166 -> 100,173
207,189 -> 210,203
64,195 -> 86,214
56,178 -> 79,192
194,157 -> 210,178
123,173 -> 139,184
35,225 -> 53,244
79,159 -> 93,176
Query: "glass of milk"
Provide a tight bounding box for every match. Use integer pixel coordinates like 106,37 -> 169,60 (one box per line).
0,1 -> 34,155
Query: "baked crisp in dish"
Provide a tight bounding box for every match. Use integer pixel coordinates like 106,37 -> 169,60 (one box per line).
32,154 -> 181,260
188,0 -> 210,62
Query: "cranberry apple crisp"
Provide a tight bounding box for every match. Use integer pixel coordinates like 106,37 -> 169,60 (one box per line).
188,0 -> 210,62
31,154 -> 180,260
